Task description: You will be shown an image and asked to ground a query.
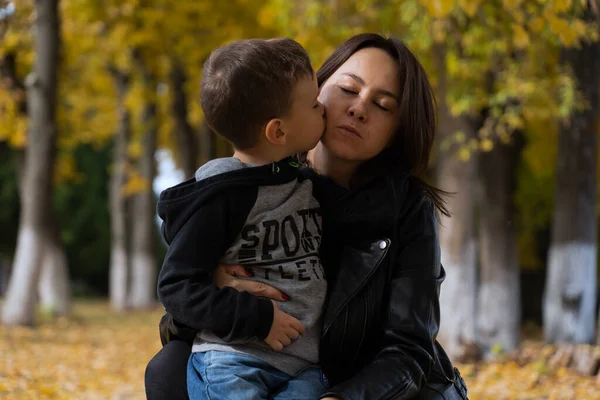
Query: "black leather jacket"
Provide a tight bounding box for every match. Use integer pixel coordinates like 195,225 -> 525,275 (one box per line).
153,173 -> 468,400
313,173 -> 467,399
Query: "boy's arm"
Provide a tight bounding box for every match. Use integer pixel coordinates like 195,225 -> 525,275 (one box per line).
157,189 -> 274,342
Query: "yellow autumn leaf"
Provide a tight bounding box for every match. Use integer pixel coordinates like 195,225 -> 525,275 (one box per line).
9,118 -> 27,149
421,0 -> 456,18
573,19 -> 587,37
503,0 -> 523,10
548,16 -> 578,46
480,138 -> 494,152
431,19 -> 447,43
529,16 -> 546,34
552,0 -> 573,13
123,173 -> 150,195
458,0 -> 481,16
128,141 -> 143,159
513,24 -> 530,49
458,147 -> 471,161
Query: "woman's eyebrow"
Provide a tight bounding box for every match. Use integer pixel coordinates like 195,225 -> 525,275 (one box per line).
342,72 -> 399,101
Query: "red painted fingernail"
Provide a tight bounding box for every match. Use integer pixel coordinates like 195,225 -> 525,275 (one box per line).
245,269 -> 254,277
282,294 -> 290,301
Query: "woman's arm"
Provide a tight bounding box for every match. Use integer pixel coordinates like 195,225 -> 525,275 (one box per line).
324,195 -> 443,400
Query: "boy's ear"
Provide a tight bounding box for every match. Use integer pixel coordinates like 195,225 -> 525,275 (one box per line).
264,118 -> 287,146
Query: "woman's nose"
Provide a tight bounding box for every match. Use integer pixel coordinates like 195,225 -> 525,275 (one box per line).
347,100 -> 367,121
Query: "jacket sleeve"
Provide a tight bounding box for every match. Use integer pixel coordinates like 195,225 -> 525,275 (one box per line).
157,189 -> 274,342
324,195 -> 443,400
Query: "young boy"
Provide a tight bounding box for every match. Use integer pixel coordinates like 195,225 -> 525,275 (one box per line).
156,38 -> 328,399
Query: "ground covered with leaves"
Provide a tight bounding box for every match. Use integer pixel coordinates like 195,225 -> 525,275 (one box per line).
0,301 -> 599,399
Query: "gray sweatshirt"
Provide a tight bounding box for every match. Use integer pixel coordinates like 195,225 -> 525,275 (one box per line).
191,157 -> 327,376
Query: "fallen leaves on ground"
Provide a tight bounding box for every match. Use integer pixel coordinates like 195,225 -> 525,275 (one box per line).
456,340 -> 600,399
0,300 -> 164,400
0,301 -> 598,399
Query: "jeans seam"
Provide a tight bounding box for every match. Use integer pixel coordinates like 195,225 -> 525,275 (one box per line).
203,352 -> 213,400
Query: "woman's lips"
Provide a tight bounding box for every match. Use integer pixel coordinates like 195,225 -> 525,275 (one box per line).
336,125 -> 361,138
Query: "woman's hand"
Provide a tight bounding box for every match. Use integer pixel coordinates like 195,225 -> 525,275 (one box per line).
214,264 -> 289,302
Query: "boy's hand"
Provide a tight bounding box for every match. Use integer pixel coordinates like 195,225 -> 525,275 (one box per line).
264,300 -> 305,351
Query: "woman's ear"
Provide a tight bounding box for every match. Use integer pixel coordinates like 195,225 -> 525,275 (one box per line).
265,118 -> 287,145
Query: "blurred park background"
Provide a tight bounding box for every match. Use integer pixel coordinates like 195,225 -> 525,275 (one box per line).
1,0 -> 600,398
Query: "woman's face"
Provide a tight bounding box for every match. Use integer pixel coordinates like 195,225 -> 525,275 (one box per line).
318,47 -> 401,163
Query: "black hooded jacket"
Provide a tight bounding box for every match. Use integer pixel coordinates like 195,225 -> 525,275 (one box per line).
156,157 -> 319,343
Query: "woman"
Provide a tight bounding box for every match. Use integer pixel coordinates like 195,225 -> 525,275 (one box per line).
145,33 -> 468,400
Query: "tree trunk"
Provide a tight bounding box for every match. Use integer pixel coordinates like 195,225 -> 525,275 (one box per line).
170,61 -> 199,178
37,215 -> 70,316
433,46 -> 480,362
199,121 -> 218,164
544,7 -> 599,344
108,67 -> 131,311
477,133 -> 524,357
0,254 -> 11,296
2,41 -> 70,319
1,0 -> 60,326
128,52 -> 157,309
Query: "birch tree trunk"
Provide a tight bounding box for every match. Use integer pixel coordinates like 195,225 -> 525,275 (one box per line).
544,5 -> 599,343
1,0 -> 60,326
477,134 -> 524,357
108,67 -> 131,311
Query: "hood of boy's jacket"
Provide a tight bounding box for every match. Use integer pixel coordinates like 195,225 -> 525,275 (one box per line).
156,176 -> 229,246
156,157 -> 300,245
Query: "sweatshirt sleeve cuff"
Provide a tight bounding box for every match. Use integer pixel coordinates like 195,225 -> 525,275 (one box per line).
253,297 -> 274,340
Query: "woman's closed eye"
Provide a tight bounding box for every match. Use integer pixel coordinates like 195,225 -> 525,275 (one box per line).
375,103 -> 390,112
339,86 -> 358,95
339,86 -> 391,111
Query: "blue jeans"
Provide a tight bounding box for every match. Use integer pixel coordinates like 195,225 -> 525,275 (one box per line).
187,351 -> 329,400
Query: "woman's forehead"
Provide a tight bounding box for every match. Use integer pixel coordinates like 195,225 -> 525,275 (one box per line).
335,48 -> 400,91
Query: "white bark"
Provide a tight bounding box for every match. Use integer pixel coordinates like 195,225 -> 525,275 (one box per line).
545,244 -> 597,343
38,232 -> 70,316
2,227 -> 43,324
110,246 -> 129,311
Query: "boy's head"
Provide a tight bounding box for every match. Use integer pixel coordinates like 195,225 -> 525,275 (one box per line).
201,38 -> 325,155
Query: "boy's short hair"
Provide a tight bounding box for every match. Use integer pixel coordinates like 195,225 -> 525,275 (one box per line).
200,38 -> 314,150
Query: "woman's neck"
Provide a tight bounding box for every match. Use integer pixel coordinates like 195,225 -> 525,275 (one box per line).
308,142 -> 360,188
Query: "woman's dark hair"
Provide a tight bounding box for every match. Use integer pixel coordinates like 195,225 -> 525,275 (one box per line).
316,33 -> 449,217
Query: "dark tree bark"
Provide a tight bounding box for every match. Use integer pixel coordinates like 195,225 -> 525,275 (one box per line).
128,51 -> 158,309
477,132 -> 525,357
170,61 -> 199,178
108,66 -> 132,311
434,45 -> 480,362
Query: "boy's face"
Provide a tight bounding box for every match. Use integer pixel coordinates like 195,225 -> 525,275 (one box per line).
281,73 -> 325,153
